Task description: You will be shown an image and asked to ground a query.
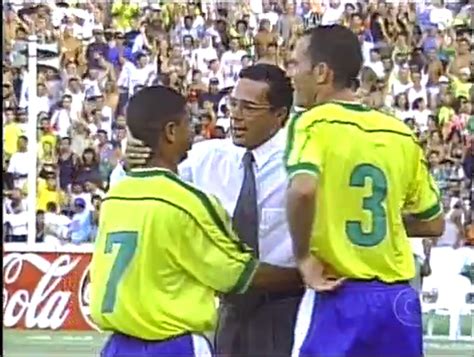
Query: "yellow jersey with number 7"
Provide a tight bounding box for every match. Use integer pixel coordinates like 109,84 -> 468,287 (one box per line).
285,101 -> 441,283
90,168 -> 258,340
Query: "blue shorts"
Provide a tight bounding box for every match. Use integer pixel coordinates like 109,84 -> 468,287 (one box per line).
101,332 -> 213,357
292,280 -> 423,357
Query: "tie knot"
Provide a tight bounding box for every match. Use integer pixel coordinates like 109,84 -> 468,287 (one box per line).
242,151 -> 254,166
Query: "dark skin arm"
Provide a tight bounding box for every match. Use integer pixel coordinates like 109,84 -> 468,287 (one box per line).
286,174 -> 315,261
249,263 -> 303,292
286,174 -> 345,291
403,214 -> 445,240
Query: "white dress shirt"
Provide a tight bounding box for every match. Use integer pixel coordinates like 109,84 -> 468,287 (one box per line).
179,130 -> 294,267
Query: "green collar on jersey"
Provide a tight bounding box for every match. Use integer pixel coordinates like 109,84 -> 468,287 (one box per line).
127,168 -> 174,178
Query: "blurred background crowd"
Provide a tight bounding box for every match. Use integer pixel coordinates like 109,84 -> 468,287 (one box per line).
2,0 -> 473,256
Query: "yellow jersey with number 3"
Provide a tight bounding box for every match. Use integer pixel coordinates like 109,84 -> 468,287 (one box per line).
90,168 -> 258,340
285,101 -> 441,283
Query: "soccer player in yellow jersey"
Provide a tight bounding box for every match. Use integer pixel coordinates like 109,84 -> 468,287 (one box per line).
90,86 -> 300,357
286,26 -> 445,357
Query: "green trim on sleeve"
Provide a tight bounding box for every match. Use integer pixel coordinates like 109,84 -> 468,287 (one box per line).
228,257 -> 259,294
286,163 -> 320,179
284,111 -> 304,166
412,201 -> 442,221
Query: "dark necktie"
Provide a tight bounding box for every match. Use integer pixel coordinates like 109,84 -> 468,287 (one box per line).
233,151 -> 259,256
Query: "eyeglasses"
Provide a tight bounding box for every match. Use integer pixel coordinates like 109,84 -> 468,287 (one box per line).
226,97 -> 272,116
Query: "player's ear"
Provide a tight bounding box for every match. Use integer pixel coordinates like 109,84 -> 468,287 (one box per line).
313,62 -> 329,85
163,121 -> 177,144
275,106 -> 289,128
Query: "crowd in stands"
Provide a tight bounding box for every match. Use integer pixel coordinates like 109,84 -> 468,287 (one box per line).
2,0 -> 473,257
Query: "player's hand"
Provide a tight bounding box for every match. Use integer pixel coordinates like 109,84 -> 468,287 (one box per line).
126,136 -> 152,167
297,255 -> 346,292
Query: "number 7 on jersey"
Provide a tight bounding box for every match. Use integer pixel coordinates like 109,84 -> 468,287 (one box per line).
101,232 -> 138,313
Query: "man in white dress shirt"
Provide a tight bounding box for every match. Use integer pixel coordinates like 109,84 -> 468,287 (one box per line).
124,64 -> 303,356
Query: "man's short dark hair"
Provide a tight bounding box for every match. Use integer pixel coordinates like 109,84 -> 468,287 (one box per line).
236,20 -> 248,29
239,64 -> 293,116
126,86 -> 187,149
46,201 -> 58,213
183,35 -> 194,43
305,25 -> 363,89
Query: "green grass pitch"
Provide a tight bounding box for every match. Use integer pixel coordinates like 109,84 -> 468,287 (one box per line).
3,316 -> 473,356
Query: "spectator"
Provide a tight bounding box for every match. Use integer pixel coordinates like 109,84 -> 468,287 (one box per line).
3,107 -> 22,158
75,148 -> 101,185
68,197 -> 92,245
58,137 -> 79,191
2,0 -> 472,259
36,209 -> 45,243
50,94 -> 76,138
43,202 -> 71,246
36,171 -> 66,212
7,135 -> 29,190
3,200 -> 28,242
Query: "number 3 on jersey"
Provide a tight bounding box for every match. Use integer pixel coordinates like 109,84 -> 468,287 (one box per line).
345,164 -> 388,247
101,232 -> 138,313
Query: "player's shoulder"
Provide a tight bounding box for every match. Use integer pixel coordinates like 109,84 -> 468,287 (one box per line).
159,172 -> 228,224
105,169 -> 219,215
303,101 -> 413,133
105,175 -> 137,198
294,101 -> 364,127
187,137 -> 243,163
371,107 -> 415,133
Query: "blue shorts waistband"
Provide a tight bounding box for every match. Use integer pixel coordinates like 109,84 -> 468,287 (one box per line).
340,278 -> 411,291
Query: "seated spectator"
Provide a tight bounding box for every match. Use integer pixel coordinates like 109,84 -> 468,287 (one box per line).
75,148 -> 101,185
3,200 -> 28,242
7,136 -> 29,190
37,172 -> 66,212
68,197 -> 92,245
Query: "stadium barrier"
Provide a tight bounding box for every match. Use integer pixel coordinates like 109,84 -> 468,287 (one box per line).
3,246 -> 98,331
3,245 -> 473,339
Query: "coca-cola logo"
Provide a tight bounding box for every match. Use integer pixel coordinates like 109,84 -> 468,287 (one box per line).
78,264 -> 100,331
3,253 -> 80,330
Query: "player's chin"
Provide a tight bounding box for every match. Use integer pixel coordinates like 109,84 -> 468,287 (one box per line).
178,151 -> 189,163
231,132 -> 247,147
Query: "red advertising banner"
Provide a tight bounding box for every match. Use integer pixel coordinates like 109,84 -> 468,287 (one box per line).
3,252 -> 98,331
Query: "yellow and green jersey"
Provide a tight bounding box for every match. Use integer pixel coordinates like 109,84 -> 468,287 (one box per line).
451,76 -> 472,99
285,101 -> 441,283
90,168 -> 258,340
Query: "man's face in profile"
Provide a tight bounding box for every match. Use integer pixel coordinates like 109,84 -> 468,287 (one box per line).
174,109 -> 193,163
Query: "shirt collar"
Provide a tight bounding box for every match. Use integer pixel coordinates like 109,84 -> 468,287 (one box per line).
127,167 -> 174,178
239,129 -> 286,170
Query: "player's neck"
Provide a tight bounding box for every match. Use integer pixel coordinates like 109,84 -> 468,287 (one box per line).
145,157 -> 178,174
316,88 -> 357,105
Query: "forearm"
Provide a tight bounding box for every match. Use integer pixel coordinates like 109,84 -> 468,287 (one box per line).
403,214 -> 444,239
286,182 -> 316,261
249,263 -> 303,292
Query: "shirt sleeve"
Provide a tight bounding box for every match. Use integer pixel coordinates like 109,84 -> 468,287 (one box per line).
169,194 -> 259,294
285,113 -> 325,179
404,145 -> 442,220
